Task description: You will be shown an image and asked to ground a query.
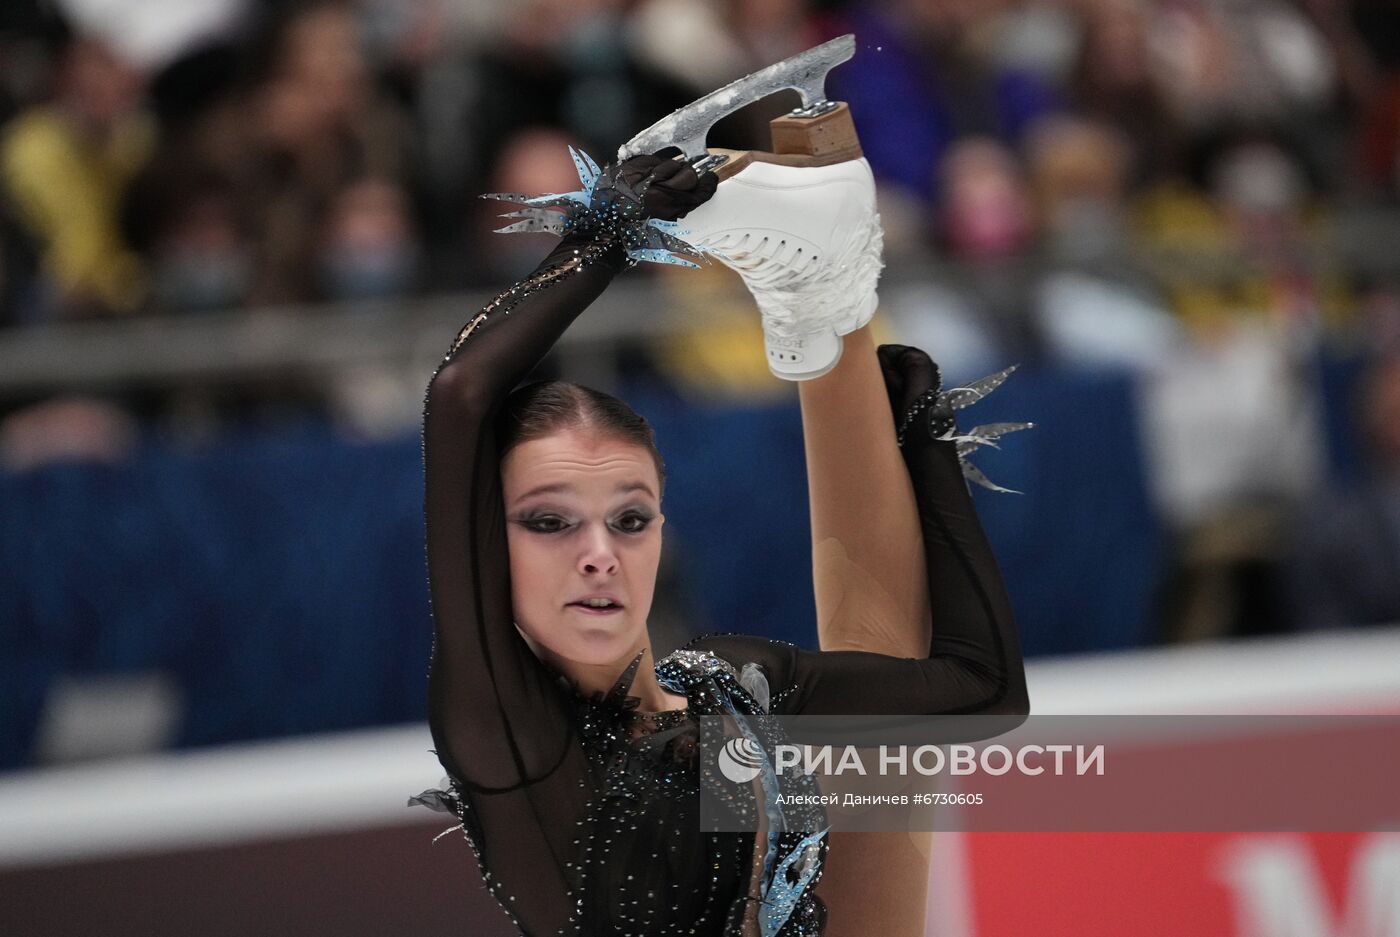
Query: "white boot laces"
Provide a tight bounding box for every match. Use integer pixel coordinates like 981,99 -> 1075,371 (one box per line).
748,210 -> 884,339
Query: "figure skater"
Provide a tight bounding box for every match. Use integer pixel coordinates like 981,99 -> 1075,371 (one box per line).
413,48 -> 1030,933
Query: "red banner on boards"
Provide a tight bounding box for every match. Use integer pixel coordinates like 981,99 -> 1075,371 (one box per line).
957,831 -> 1398,937
937,700 -> 1400,935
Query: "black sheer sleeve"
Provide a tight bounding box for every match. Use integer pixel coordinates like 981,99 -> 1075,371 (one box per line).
422,235 -> 628,936
690,346 -> 1030,722
420,151 -> 718,937
424,234 -> 626,793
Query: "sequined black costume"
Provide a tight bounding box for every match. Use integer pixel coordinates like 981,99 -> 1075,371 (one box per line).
415,155 -> 1028,936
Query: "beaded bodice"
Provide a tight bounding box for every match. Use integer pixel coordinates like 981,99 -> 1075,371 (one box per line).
414,646 -> 828,936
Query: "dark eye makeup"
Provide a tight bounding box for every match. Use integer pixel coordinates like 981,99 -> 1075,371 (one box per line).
515,513 -> 572,534
512,507 -> 656,535
613,509 -> 655,534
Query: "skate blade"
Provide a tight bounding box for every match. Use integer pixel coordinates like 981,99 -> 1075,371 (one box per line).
619,34 -> 856,162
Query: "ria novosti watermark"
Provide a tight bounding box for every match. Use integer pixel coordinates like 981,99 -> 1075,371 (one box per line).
718,737 -> 1104,783
696,715 -> 1400,833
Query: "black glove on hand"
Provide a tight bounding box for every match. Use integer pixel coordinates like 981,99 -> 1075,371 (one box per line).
878,343 -> 957,445
614,146 -> 719,222
556,147 -> 719,266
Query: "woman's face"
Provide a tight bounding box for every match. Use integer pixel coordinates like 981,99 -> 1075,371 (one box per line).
501,426 -> 664,677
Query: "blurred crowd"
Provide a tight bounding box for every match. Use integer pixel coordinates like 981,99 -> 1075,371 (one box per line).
2,0 -> 1399,641
1,0 -> 1396,320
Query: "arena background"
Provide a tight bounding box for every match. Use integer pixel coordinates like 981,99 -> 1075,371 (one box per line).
1,0 -> 1397,934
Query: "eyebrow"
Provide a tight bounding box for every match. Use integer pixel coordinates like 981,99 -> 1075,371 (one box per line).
513,480 -> 656,503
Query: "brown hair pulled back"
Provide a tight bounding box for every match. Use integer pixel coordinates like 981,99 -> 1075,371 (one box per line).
497,381 -> 667,495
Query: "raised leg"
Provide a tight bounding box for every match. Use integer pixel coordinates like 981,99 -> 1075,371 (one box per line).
798,326 -> 930,657
701,103 -> 936,932
799,326 -> 933,937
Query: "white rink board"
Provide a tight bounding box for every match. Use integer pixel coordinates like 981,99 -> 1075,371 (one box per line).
2,625 -> 1398,868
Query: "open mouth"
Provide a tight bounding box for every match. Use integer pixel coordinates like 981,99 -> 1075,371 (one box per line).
568,598 -> 624,614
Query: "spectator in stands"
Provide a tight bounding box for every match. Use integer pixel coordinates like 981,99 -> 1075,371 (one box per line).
1069,0 -> 1181,183
825,0 -> 1061,207
1289,353 -> 1400,629
146,176 -> 252,313
0,33 -> 152,321
1026,115 -> 1133,269
459,0 -> 694,220
931,136 -> 1040,357
1134,131 -> 1348,341
1025,114 -> 1184,372
131,0 -> 414,308
239,1 -> 413,304
1148,0 -> 1338,132
316,176 -> 420,301
882,136 -> 1040,380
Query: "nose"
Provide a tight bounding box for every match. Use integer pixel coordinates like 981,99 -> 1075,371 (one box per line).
578,526 -> 619,577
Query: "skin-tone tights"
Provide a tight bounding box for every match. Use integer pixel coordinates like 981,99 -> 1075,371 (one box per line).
799,326 -> 933,937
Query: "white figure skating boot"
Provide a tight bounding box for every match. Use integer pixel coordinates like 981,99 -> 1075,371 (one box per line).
678,141 -> 881,381
618,35 -> 883,381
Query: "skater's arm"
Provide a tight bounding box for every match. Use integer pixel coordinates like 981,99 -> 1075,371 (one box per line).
692,345 -> 1028,721
423,153 -> 717,790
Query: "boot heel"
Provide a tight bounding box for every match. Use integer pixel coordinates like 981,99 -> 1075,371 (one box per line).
770,102 -> 862,162
708,103 -> 863,179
